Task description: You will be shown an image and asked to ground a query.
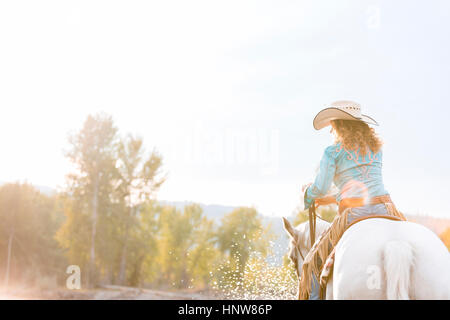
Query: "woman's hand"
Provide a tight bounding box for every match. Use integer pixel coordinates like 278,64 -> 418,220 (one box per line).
302,182 -> 313,210
302,183 -> 312,193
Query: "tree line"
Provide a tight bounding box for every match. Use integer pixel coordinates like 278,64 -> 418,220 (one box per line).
0,113 -> 275,292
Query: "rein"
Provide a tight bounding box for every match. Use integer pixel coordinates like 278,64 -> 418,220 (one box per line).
308,203 -> 317,249
306,200 -> 330,300
295,202 -> 320,263
296,201 -> 326,262
296,243 -> 306,262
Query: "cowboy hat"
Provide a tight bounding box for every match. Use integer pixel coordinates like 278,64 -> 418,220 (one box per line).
313,100 -> 379,130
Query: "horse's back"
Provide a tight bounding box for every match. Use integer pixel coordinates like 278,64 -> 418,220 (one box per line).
332,218 -> 450,300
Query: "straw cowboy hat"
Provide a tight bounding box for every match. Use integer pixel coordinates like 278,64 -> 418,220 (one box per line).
313,100 -> 379,130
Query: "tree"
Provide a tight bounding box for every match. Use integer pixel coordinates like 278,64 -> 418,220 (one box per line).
156,204 -> 216,289
0,183 -> 66,288
126,201 -> 161,287
216,207 -> 273,286
115,134 -> 165,285
64,113 -> 118,287
186,214 -> 219,289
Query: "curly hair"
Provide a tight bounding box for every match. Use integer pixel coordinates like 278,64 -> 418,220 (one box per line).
330,120 -> 383,156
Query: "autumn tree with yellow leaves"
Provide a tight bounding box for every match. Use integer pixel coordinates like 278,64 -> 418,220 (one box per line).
216,207 -> 274,288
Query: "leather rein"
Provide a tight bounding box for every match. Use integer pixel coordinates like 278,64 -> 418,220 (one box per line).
296,200 -> 326,262
308,203 -> 317,255
306,197 -> 336,256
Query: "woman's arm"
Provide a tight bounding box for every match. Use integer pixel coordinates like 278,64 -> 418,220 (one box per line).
304,145 -> 337,209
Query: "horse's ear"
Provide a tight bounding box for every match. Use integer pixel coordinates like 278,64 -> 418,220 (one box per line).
282,217 -> 298,242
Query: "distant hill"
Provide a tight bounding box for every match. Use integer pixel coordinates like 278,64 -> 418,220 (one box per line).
159,200 -> 237,222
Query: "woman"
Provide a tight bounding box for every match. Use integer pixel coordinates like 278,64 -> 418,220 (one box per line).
299,100 -> 405,300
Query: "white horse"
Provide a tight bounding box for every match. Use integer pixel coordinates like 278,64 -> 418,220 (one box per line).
283,217 -> 450,299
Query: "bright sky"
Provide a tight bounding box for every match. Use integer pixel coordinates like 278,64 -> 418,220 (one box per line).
1,1 -> 449,218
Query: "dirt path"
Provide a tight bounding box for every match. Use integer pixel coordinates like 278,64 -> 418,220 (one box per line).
94,285 -> 217,300
1,285 -> 219,300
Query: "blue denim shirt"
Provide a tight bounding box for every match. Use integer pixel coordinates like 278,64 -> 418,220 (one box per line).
304,142 -> 388,209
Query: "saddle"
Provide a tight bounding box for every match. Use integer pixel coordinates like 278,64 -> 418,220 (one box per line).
298,195 -> 407,300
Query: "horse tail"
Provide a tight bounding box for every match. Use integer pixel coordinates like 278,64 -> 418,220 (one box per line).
383,240 -> 414,300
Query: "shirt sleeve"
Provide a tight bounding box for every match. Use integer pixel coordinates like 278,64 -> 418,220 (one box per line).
304,145 -> 337,209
